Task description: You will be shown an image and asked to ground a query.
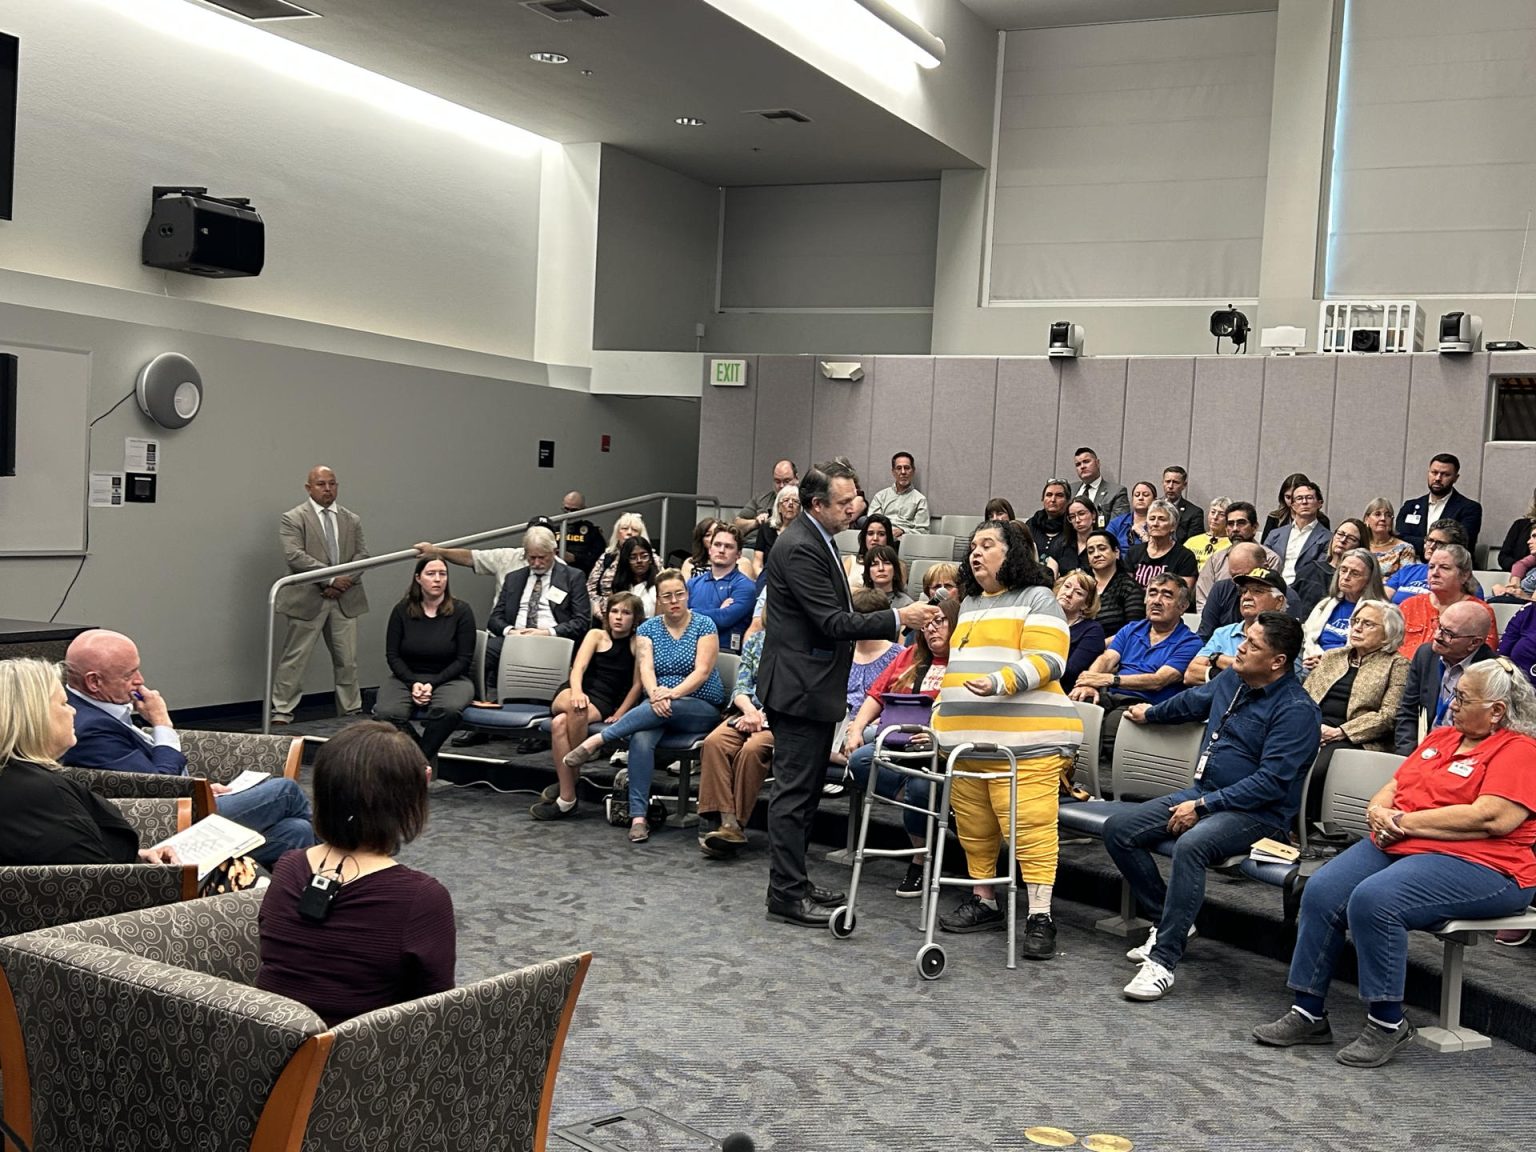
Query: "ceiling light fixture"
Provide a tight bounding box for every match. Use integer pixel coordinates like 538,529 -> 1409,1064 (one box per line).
674,116 -> 706,127
847,0 -> 945,69
528,51 -> 569,64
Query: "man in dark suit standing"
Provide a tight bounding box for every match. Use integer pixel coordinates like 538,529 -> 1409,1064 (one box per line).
1394,599 -> 1496,754
486,524 -> 591,697
1396,453 -> 1483,557
758,461 -> 939,927
1161,466 -> 1206,543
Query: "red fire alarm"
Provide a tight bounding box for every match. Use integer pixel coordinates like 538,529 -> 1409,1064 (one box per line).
600,434 -> 611,453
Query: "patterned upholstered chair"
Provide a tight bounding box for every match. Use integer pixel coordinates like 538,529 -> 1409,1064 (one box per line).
0,797 -> 198,939
0,892 -> 591,1152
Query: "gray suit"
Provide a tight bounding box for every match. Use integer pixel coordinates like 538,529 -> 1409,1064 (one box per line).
272,500 -> 369,720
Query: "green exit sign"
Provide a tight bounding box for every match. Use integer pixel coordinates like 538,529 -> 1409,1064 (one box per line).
710,359 -> 747,387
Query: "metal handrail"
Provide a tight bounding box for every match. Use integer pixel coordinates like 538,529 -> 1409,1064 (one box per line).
262,490 -> 721,732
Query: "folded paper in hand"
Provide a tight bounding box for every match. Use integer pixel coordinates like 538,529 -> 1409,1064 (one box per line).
154,813 -> 266,881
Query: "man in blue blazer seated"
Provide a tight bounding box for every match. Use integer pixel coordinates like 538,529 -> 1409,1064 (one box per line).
61,630 -> 315,869
1262,480 -> 1330,588
1395,452 -> 1483,557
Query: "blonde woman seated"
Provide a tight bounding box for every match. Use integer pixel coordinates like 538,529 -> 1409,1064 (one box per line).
1055,570 -> 1107,694
921,561 -> 960,603
1397,544 -> 1497,658
1182,498 -> 1232,567
1363,498 -> 1416,578
587,512 -> 649,616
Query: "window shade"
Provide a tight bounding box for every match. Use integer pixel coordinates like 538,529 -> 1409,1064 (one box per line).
989,13 -> 1276,302
1326,0 -> 1536,297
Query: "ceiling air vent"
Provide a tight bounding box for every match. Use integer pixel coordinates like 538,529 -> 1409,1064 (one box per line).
749,109 -> 813,125
521,0 -> 611,21
198,0 -> 321,19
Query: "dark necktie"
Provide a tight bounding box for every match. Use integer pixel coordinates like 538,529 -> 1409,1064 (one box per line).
524,573 -> 545,628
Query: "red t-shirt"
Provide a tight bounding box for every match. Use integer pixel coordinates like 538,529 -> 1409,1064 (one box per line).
867,645 -> 948,702
1389,727 -> 1536,886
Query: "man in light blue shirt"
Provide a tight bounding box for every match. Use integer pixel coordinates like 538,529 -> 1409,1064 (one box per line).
1183,569 -> 1290,685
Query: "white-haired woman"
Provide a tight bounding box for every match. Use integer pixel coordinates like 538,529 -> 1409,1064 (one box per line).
1255,658 -> 1536,1067
1300,548 -> 1388,670
1124,499 -> 1197,592
587,511 -> 649,617
752,484 -> 801,577
1363,498 -> 1416,578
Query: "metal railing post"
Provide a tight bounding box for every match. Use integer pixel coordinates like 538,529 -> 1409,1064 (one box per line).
659,497 -> 670,562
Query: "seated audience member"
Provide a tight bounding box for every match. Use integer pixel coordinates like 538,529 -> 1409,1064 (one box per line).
1200,543 -> 1305,639
586,512 -> 649,617
1026,479 -> 1075,573
62,630 -> 314,869
752,486 -> 801,578
373,558 -> 477,768
1497,488 -> 1536,572
0,658 -> 181,868
1186,567 -> 1288,686
1294,518 -> 1369,614
1107,480 -> 1158,554
1108,614 -> 1319,1003
1069,574 -> 1204,766
869,451 -> 929,538
1385,519 -> 1483,602
1362,498 -> 1416,578
689,524 -> 757,653
1084,529 -> 1146,638
680,517 -> 721,581
1394,599 -> 1498,755
1490,522 -> 1536,604
842,596 -> 960,897
842,587 -> 902,719
1055,571 -> 1106,693
1264,480 -> 1329,587
563,569 -> 726,843
733,458 -> 797,546
1499,604 -> 1536,690
1262,472 -> 1331,539
696,625 -> 774,859
1194,502 -> 1281,610
257,721 -> 454,1028
844,514 -> 895,588
485,525 -> 593,693
1061,497 -> 1099,574
1072,446 -> 1130,527
1397,544 -> 1497,658
1396,452 -> 1483,556
1300,547 -> 1387,670
921,561 -> 961,603
1182,498 -> 1231,567
413,528 -> 524,619
861,544 -> 913,610
557,491 -> 606,574
1253,659 -> 1536,1066
1160,466 -> 1206,543
531,593 -> 643,821
984,497 -> 1017,523
1125,500 -> 1198,592
610,534 -> 660,616
1302,600 -> 1409,821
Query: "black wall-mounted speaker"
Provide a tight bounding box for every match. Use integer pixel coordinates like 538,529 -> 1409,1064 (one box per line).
142,188 -> 264,278
0,352 -> 17,477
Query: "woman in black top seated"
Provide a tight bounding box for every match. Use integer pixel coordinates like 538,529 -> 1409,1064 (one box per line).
1061,497 -> 1099,574
0,658 -> 179,867
373,557 -> 477,767
1083,529 -> 1146,638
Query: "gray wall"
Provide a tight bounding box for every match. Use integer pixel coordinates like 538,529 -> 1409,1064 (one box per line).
700,351 -> 1519,535
1,302 -> 699,708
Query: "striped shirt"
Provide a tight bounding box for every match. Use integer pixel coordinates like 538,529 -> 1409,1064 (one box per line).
934,585 -> 1083,757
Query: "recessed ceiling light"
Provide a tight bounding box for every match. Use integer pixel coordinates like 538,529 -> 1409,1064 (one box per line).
674,116 -> 706,127
529,51 -> 570,64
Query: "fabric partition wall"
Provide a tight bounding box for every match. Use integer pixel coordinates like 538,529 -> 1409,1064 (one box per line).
989,13 -> 1276,302
1326,0 -> 1536,296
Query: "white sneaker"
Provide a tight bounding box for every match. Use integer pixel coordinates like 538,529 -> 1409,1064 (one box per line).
1126,925 -> 1197,963
1123,960 -> 1175,1002
610,749 -> 628,766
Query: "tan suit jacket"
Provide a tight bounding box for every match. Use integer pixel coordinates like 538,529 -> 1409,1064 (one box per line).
1305,647 -> 1409,751
275,501 -> 370,620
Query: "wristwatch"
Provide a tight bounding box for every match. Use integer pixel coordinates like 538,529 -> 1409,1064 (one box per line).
1112,674 -> 1122,690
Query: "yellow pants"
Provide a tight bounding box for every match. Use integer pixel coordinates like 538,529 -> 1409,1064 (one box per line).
948,753 -> 1067,885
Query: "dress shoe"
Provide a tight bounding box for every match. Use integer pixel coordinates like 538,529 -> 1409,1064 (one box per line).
810,886 -> 846,906
451,730 -> 489,747
766,897 -> 833,928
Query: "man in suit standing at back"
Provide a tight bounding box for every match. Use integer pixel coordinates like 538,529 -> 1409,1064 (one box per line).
271,465 -> 369,725
1396,453 -> 1483,557
758,460 -> 940,927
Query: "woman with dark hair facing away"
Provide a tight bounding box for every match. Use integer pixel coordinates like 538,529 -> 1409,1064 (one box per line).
861,544 -> 913,610
373,557 -> 476,768
933,520 -> 1083,958
1083,529 -> 1146,638
1107,481 -> 1158,553
984,498 -> 1016,523
844,514 -> 895,587
256,721 -> 454,1028
1497,487 -> 1536,572
532,591 -> 644,821
614,534 -> 660,616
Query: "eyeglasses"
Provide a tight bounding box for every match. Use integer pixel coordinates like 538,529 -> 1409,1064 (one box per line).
1434,626 -> 1481,642
1451,690 -> 1486,709
658,590 -> 688,603
1292,494 -> 1319,504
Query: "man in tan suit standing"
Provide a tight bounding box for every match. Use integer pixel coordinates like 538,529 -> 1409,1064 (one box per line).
271,465 -> 369,724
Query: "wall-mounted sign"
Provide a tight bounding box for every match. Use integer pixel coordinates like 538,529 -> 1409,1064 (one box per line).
710,359 -> 747,387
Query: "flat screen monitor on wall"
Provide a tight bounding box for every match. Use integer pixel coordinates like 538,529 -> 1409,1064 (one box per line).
0,32 -> 14,221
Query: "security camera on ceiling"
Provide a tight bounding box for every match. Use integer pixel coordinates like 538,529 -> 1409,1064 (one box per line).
1047,322 -> 1083,358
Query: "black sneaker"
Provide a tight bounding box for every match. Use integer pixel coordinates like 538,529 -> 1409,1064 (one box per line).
938,894 -> 1005,934
896,862 -> 925,898
1021,913 -> 1057,960
529,798 -> 577,821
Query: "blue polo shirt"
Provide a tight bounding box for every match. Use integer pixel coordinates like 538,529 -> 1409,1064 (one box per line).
1108,619 -> 1203,704
1147,667 -> 1322,827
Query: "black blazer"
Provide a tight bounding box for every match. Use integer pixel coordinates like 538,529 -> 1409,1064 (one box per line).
1498,517 -> 1533,572
1170,497 -> 1206,544
0,758 -> 141,866
487,562 -> 591,644
1394,640 -> 1495,755
758,514 -> 899,723
1396,490 -> 1483,556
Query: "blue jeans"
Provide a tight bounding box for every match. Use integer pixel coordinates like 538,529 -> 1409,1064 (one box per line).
1289,837 -> 1536,1004
600,697 -> 721,817
1104,793 -> 1281,970
845,743 -> 932,841
216,778 -> 316,870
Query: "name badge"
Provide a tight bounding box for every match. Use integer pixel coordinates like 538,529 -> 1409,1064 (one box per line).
1194,752 -> 1209,781
1405,511 -> 1422,525
1448,759 -> 1476,778
546,586 -> 568,605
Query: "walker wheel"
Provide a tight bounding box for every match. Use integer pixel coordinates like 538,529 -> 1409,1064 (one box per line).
828,906 -> 856,938
917,943 -> 946,980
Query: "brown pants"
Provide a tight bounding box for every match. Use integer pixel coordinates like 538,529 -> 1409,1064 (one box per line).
698,720 -> 774,821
